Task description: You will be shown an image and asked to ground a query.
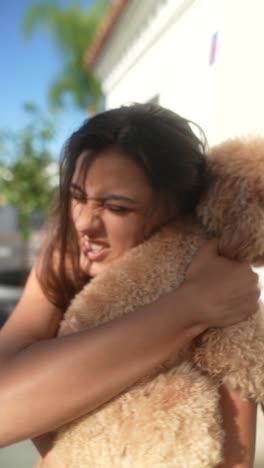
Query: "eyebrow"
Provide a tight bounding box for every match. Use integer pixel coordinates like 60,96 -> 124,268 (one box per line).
70,182 -> 137,204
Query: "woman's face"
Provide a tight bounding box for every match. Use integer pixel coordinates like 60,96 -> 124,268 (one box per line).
70,148 -> 173,277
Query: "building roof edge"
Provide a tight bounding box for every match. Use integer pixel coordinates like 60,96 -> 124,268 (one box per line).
85,0 -> 130,69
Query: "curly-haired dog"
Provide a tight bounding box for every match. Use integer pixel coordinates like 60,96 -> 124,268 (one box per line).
52,137 -> 264,467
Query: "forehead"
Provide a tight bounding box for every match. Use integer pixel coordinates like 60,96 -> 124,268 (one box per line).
73,149 -> 152,196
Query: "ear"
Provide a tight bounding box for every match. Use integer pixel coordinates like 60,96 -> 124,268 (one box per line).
197,137 -> 264,264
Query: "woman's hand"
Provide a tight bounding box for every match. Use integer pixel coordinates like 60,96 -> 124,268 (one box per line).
184,239 -> 261,328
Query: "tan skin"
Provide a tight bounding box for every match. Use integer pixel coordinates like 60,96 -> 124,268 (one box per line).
0,149 -> 259,467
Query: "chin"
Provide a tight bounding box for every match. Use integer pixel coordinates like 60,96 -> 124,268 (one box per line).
89,257 -> 120,277
80,252 -> 124,277
88,263 -> 109,277
80,256 -> 106,277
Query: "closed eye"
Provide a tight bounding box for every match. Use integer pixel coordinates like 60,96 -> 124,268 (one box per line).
106,205 -> 130,214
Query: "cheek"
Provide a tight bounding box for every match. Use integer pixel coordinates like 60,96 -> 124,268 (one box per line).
105,213 -> 146,248
71,201 -> 80,225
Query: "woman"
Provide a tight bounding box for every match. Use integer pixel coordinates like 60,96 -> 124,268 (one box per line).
0,104 -> 259,467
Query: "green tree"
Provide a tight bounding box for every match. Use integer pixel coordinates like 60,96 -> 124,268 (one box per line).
22,0 -> 109,113
0,103 -> 57,242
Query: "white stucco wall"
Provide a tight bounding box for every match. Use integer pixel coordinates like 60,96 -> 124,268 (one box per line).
95,0 -> 264,146
210,0 -> 264,141
104,0 -> 216,139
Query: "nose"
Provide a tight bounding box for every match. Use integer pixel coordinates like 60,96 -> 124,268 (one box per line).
73,201 -> 103,235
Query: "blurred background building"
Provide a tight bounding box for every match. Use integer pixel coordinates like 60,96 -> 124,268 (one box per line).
87,0 -> 264,145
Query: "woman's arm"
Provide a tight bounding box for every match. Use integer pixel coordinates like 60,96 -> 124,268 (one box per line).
217,385 -> 257,468
0,283 -> 205,447
0,240 -> 260,447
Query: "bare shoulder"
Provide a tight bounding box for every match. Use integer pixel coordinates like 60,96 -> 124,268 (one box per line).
0,263 -> 63,360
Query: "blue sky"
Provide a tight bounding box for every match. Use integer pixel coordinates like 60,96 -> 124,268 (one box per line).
0,0 -> 99,159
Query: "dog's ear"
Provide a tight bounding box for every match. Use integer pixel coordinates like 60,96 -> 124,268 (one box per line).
197,137 -> 264,264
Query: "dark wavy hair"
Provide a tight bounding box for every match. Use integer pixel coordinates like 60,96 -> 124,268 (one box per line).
38,103 -> 208,309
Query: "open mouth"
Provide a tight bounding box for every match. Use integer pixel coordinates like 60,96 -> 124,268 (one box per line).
81,239 -> 110,261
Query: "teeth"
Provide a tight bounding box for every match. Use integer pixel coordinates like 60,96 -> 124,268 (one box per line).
84,239 -> 104,252
90,243 -> 103,252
